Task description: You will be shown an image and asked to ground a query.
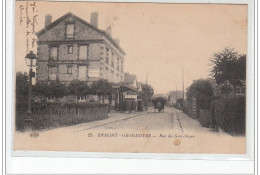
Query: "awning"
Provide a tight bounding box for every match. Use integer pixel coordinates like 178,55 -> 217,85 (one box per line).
112,83 -> 138,92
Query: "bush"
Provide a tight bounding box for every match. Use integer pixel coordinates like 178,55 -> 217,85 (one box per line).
28,102 -> 109,130
212,96 -> 245,135
120,100 -> 136,111
198,109 -> 210,127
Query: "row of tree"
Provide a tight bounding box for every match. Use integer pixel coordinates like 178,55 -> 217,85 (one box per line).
16,72 -> 155,104
16,73 -> 113,103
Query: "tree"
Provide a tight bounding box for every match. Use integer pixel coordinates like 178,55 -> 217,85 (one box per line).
67,79 -> 90,102
16,72 -> 29,103
139,84 -> 154,100
210,47 -> 246,95
186,79 -> 214,109
91,79 -> 112,103
33,81 -> 49,97
138,84 -> 154,110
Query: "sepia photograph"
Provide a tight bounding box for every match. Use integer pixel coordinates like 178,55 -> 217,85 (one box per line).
13,1 -> 248,154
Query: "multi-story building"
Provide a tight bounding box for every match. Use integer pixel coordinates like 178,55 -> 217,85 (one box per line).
36,12 -> 125,84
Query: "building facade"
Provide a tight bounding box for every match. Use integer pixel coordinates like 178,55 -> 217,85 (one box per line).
36,12 -> 125,84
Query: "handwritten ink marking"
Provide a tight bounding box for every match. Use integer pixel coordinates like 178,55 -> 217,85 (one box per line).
31,15 -> 38,34
29,2 -> 36,13
32,38 -> 37,48
26,38 -> 29,52
22,1 -> 38,52
26,2 -> 29,28
19,5 -> 24,26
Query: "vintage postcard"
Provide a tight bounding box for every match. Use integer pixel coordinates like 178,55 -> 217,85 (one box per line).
13,0 -> 249,154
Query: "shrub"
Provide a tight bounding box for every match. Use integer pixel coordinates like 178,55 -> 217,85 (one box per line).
30,102 -> 109,130
120,100 -> 133,111
198,109 -> 211,127
212,96 -> 245,135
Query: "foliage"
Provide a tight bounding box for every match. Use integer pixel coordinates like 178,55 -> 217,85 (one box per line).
210,47 -> 246,95
186,79 -> 214,110
198,109 -> 211,128
212,96 -> 245,135
139,84 -> 154,100
176,98 -> 184,107
120,100 -> 136,111
67,79 -> 91,98
46,80 -> 67,98
91,79 -> 112,96
31,102 -> 109,130
16,72 -> 29,101
33,81 -> 49,97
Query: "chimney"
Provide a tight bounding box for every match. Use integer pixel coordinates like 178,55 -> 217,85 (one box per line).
45,14 -> 52,27
90,12 -> 98,28
114,38 -> 120,46
106,26 -> 112,36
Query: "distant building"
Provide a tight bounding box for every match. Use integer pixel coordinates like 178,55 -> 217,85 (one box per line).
36,12 -> 125,84
168,90 -> 184,105
206,78 -> 245,97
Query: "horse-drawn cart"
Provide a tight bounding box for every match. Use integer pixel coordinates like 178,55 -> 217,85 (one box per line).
151,94 -> 167,112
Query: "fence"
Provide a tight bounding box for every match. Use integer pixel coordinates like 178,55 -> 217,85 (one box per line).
16,102 -> 109,131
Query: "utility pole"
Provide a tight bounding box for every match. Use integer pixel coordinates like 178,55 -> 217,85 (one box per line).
182,64 -> 185,99
145,72 -> 148,111
175,82 -> 177,103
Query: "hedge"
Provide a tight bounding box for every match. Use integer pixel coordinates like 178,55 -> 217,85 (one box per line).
16,102 -> 109,131
198,109 -> 211,127
120,100 -> 137,111
212,96 -> 245,136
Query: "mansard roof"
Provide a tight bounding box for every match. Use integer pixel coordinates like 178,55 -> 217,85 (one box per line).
36,12 -> 125,55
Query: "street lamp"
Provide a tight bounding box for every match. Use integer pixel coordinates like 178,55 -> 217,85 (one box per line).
25,51 -> 37,115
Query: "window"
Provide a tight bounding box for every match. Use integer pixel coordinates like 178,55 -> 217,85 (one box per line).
111,52 -> 114,67
78,66 -> 87,81
79,46 -> 88,60
49,67 -> 57,80
117,57 -> 120,70
67,65 -> 72,74
106,47 -> 109,64
106,47 -> 109,56
50,46 -> 58,60
66,24 -> 74,38
68,45 -> 73,54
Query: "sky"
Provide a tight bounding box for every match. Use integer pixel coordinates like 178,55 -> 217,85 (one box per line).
15,1 -> 248,94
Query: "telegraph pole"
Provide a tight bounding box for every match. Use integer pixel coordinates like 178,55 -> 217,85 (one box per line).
182,64 -> 184,99
175,82 -> 177,103
145,72 -> 148,111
